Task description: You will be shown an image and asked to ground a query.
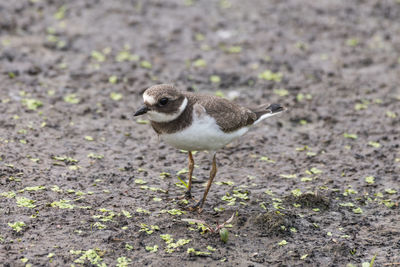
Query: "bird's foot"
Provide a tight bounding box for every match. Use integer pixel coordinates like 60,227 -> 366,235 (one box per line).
184,190 -> 193,199
188,200 -> 203,214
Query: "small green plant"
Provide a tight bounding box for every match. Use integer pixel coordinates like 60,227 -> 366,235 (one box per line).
182,213 -> 234,243
301,254 -> 308,260
386,111 -> 397,118
346,38 -> 359,47
53,155 -> 78,164
87,153 -> 104,159
260,156 -> 275,163
291,189 -> 302,197
192,59 -> 206,67
278,240 -> 288,246
134,179 -> 147,185
16,197 -> 36,208
176,176 -> 188,189
187,247 -> 211,256
367,141 -> 381,148
72,248 -> 105,265
8,221 -> 26,232
54,5 -> 67,20
307,167 -> 323,175
273,88 -> 289,97
280,174 -> 297,179
160,209 -> 186,216
136,119 -> 149,124
64,94 -> 80,104
108,75 -> 118,84
24,186 -> 46,191
136,207 -> 150,214
352,207 -> 363,214
116,256 -> 131,267
145,245 -> 158,252
140,60 -> 152,69
91,50 -> 106,62
84,136 -> 94,141
110,92 -> 123,101
160,234 -> 191,253
343,133 -> 358,139
227,45 -> 241,53
1,191 -> 16,198
139,223 -> 159,234
362,254 -> 377,267
385,188 -> 397,194
22,99 -> 43,110
258,70 -> 283,82
365,176 -> 375,184
115,50 -> 139,62
219,228 -> 229,243
121,210 -> 131,218
51,199 -> 74,209
210,75 -> 221,83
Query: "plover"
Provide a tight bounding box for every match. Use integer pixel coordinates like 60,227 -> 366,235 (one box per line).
134,84 -> 285,212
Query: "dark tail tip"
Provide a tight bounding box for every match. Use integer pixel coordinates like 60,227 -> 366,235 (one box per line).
267,103 -> 285,113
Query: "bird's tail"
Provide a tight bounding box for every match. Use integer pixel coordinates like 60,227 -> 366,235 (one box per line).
252,104 -> 286,125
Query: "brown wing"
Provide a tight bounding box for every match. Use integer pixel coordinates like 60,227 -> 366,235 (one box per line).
192,94 -> 257,133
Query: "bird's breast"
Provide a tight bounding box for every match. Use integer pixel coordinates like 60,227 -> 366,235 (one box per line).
160,111 -> 248,151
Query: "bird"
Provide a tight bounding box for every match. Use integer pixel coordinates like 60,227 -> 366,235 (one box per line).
134,84 -> 285,212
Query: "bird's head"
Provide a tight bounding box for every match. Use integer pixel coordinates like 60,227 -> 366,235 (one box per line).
134,84 -> 188,123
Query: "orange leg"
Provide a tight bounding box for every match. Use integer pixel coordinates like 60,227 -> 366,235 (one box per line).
190,153 -> 217,213
185,151 -> 194,199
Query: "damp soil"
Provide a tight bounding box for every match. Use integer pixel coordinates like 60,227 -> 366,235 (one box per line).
0,0 -> 399,266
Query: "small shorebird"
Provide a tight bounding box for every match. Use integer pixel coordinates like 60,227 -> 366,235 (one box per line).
134,84 -> 285,212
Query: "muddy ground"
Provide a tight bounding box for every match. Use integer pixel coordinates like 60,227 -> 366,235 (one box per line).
0,0 -> 399,266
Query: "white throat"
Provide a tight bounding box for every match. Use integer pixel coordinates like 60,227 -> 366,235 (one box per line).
147,97 -> 188,123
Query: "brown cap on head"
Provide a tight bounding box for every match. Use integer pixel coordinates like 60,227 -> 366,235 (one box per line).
143,84 -> 182,101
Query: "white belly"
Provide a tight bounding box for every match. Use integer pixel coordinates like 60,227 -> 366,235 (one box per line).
161,113 -> 248,151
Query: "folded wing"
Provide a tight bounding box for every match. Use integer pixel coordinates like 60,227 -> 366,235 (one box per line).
194,95 -> 257,133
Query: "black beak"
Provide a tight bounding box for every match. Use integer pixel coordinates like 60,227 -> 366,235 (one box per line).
134,105 -> 149,116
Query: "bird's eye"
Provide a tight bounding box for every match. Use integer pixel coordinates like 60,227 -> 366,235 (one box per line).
159,98 -> 169,106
